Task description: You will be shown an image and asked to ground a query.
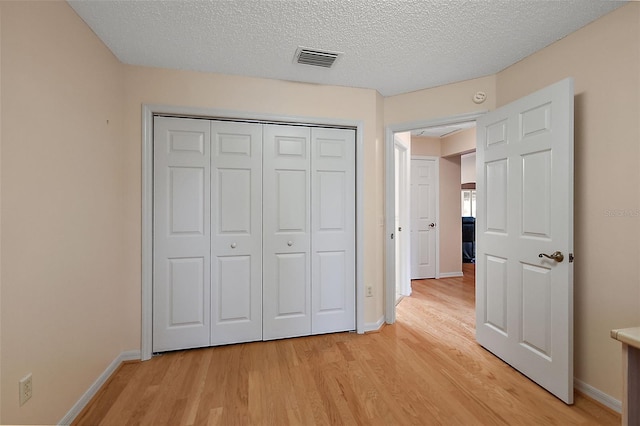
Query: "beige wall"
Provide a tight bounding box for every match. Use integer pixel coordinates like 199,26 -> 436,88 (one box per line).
441,127 -> 476,157
411,136 -> 441,157
0,2 -> 127,423
374,91 -> 385,318
461,153 -> 476,185
496,3 -> 640,400
384,76 -> 496,125
0,3 -> 3,415
439,156 -> 463,273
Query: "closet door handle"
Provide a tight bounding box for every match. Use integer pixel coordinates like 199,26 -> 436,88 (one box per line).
287,241 -> 293,247
230,243 -> 237,249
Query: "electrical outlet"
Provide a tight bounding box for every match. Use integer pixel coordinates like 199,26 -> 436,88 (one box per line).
366,286 -> 373,297
19,373 -> 32,406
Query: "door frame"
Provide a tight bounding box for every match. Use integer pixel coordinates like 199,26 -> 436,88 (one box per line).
394,134 -> 411,300
141,104 -> 365,361
384,111 -> 485,324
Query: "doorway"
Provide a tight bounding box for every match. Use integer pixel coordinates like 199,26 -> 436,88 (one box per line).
384,112 -> 483,323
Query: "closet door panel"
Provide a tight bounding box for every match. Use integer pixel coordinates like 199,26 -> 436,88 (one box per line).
153,117 -> 211,352
263,125 -> 312,340
275,253 -> 308,315
217,256 -> 251,319
276,170 -> 307,231
311,128 -> 356,334
210,121 -> 263,345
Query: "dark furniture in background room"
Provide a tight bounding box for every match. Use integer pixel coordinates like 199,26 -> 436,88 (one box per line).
462,216 -> 475,263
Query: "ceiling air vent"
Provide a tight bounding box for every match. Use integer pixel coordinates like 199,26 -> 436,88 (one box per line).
294,47 -> 342,68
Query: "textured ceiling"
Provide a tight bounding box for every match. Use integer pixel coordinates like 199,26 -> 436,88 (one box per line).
68,0 -> 625,97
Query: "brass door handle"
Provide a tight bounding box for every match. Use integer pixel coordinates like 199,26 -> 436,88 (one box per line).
538,251 -> 564,262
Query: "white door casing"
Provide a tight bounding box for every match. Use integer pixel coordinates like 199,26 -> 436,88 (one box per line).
384,112 -> 484,325
311,128 -> 356,334
153,117 -> 211,352
210,121 -> 263,345
262,125 -> 313,340
476,78 -> 574,403
394,135 -> 411,299
410,157 -> 438,279
145,107 -> 363,359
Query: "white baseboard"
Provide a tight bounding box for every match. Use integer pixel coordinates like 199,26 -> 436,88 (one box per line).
574,378 -> 621,413
438,271 -> 463,278
363,316 -> 385,333
59,350 -> 141,425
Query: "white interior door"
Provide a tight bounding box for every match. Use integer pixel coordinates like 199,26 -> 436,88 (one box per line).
476,78 -> 574,403
311,127 -> 356,334
410,158 -> 438,279
210,121 -> 263,345
394,136 -> 411,299
153,117 -> 211,352
263,125 -> 312,340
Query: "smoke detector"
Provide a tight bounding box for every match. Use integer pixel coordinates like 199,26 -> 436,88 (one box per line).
294,47 -> 342,68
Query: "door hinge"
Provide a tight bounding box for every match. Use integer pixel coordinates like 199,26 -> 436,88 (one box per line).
569,253 -> 574,263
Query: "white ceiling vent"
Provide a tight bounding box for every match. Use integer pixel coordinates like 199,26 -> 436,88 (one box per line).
294,47 -> 342,68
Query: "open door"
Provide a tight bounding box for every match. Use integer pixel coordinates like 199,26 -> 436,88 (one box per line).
476,78 -> 574,403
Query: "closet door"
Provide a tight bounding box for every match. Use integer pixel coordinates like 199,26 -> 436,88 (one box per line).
311,128 -> 356,334
153,117 -> 211,352
263,125 -> 312,340
210,121 -> 263,345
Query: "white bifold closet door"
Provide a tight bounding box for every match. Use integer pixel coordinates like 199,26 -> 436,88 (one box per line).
310,127 -> 355,335
154,117 -> 354,352
210,121 -> 263,346
153,117 -> 212,352
262,125 -> 312,339
262,125 -> 355,339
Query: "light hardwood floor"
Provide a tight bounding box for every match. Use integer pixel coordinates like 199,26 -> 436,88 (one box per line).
74,265 -> 619,425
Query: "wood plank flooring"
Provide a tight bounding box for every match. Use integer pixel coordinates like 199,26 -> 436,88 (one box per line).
74,265 -> 619,425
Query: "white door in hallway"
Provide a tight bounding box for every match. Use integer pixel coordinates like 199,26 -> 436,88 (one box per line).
476,78 -> 574,403
410,158 -> 438,279
153,117 -> 211,352
210,121 -> 263,345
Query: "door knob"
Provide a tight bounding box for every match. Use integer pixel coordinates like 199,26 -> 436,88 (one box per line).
398,227 -> 402,232
538,251 -> 564,262
429,223 -> 436,228
287,241 -> 293,247
230,243 -> 237,249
